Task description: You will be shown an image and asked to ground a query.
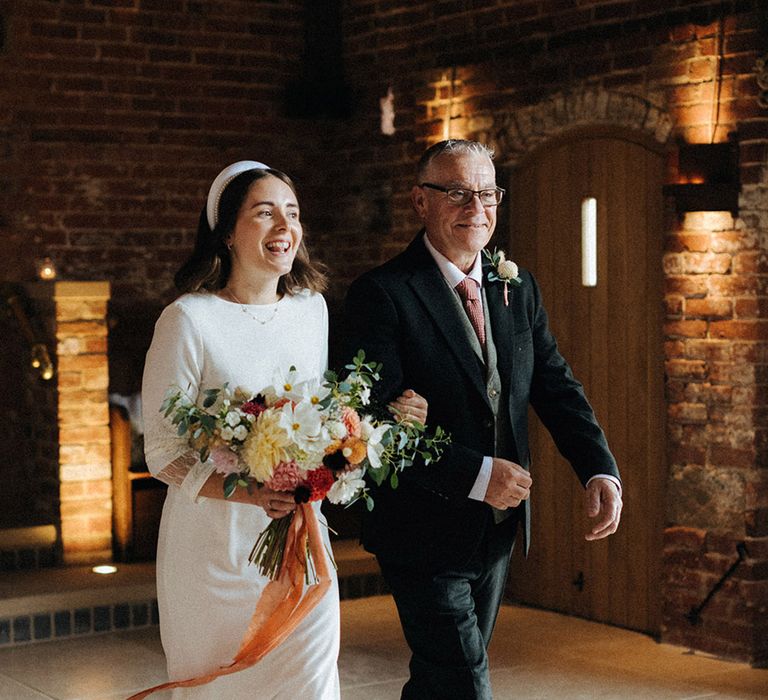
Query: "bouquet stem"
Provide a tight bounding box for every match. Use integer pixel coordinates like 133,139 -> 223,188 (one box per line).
249,514 -> 294,579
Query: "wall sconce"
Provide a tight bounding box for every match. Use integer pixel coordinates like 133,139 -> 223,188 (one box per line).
663,140 -> 740,217
36,256 -> 57,280
30,343 -> 54,381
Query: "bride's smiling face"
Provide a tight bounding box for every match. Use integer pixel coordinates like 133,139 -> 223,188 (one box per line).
227,175 -> 303,281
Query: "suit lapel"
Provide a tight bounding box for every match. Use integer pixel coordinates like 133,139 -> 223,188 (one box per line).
405,238 -> 489,405
483,259 -> 515,380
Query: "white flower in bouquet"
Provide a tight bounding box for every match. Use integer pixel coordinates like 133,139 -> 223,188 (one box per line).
294,377 -> 331,407
366,424 -> 391,470
346,372 -> 372,405
271,367 -> 303,401
225,410 -> 241,427
325,420 -> 348,440
359,417 -> 375,441
327,468 -> 366,505
221,425 -> 235,441
279,399 -> 325,452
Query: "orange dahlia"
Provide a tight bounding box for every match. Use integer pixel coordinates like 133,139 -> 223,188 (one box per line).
341,437 -> 367,465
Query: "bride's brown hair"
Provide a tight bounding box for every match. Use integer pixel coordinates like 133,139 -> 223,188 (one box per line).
174,168 -> 327,295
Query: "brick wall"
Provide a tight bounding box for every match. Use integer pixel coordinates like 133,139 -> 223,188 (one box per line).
305,0 -> 759,283
330,0 -> 767,664
0,0 -> 316,392
0,0 -> 766,663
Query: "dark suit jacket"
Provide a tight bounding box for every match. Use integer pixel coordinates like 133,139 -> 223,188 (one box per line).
343,234 -> 619,571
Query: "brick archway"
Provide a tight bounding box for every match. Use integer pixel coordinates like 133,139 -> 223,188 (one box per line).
468,87 -> 674,164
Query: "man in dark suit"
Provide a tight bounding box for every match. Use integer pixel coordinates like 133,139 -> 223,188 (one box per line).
344,139 -> 623,699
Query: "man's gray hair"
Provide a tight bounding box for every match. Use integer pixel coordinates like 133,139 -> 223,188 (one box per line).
417,139 -> 495,180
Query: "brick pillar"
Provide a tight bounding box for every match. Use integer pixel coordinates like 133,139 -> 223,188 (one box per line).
53,281 -> 112,565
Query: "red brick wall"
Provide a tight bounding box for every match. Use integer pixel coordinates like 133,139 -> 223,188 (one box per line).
0,0 -> 316,391
0,0 -> 766,662
327,0 -> 763,267
330,0 -> 767,664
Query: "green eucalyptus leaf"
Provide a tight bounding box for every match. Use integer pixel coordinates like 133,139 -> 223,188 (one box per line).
223,473 -> 238,498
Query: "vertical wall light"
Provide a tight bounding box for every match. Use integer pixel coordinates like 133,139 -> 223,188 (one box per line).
581,197 -> 597,287
379,87 -> 396,135
442,67 -> 457,140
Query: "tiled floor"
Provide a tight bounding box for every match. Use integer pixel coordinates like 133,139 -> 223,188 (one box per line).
0,595 -> 765,700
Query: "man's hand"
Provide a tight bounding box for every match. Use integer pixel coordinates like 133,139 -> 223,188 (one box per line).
484,458 -> 532,510
585,478 -> 622,541
388,388 -> 428,425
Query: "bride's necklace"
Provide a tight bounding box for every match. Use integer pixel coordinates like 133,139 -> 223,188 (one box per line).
224,289 -> 280,325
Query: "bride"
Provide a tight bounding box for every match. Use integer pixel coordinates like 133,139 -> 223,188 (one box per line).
140,161 -> 427,698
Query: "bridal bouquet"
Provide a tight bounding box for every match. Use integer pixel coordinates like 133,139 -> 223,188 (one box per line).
160,351 -> 449,580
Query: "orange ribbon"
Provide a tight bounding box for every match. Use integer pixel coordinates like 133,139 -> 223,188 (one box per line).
127,503 -> 331,699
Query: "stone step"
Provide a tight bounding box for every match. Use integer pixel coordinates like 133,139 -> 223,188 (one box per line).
0,539 -> 383,648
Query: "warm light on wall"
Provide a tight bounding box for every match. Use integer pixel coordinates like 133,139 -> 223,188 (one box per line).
581,197 -> 597,287
36,256 -> 57,280
440,67 -> 466,140
380,86 -> 395,136
682,211 -> 734,231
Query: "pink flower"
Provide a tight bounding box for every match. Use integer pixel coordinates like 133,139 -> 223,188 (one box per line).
265,460 -> 301,492
342,407 -> 362,438
211,446 -> 240,475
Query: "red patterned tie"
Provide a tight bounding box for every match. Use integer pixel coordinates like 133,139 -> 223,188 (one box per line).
456,277 -> 486,349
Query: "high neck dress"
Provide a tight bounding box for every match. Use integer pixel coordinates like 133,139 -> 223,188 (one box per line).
141,290 -> 340,699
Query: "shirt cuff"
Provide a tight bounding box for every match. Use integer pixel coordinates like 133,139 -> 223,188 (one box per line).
586,474 -> 622,496
468,455 -> 494,501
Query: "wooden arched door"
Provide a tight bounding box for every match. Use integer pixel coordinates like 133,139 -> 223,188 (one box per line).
503,128 -> 666,634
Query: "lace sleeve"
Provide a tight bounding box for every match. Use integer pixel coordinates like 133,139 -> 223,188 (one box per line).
153,449 -> 216,500
154,451 -> 198,488
142,301 -> 216,501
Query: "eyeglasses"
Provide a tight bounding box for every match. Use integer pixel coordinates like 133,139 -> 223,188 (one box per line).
419,182 -> 505,207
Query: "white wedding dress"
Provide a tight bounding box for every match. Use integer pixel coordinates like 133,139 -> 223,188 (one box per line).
142,290 -> 340,700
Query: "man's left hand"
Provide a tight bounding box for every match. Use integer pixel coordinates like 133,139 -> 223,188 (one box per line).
388,389 -> 429,425
585,478 -> 622,541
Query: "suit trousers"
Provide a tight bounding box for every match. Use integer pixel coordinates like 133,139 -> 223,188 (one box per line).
378,512 -> 519,700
